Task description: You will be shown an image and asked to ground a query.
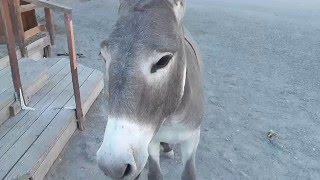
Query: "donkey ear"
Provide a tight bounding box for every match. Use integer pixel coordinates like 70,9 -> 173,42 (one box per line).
171,0 -> 186,24
100,40 -> 111,63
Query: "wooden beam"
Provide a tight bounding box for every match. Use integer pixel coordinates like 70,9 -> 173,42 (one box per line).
0,0 -> 22,96
44,7 -> 55,45
9,0 -> 28,57
24,24 -> 45,39
64,12 -> 84,130
20,3 -> 38,13
23,0 -> 72,13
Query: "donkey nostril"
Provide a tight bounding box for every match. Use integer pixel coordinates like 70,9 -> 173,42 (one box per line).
123,164 -> 132,177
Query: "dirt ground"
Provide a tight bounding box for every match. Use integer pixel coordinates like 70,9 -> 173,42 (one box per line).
45,0 -> 320,179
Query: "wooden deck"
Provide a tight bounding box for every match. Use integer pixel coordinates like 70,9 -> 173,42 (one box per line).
0,58 -> 104,179
0,35 -> 50,70
0,58 -> 49,125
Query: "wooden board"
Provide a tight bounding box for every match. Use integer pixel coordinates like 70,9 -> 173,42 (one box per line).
0,36 -> 50,70
0,58 -> 64,140
0,63 -> 91,178
0,58 -> 49,125
7,68 -> 104,180
24,25 -> 46,40
23,0 -> 72,13
0,58 -> 104,179
0,63 -> 83,159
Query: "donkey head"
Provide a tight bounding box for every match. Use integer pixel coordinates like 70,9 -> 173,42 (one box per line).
97,0 -> 186,179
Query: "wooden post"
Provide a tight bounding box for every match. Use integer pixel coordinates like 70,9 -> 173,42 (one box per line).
9,0 -> 28,57
44,7 -> 55,45
64,12 -> 84,131
0,0 -> 23,98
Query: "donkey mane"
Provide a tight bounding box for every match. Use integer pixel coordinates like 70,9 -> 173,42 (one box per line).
119,0 -> 173,14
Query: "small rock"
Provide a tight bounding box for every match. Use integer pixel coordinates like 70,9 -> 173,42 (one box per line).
204,128 -> 209,131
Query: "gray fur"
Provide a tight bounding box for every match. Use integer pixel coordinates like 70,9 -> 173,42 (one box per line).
98,0 -> 204,179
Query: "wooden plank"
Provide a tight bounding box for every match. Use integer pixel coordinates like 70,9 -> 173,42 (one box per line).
20,4 -> 38,13
0,91 -> 74,178
0,58 -> 65,140
0,66 -> 88,179
32,70 -> 103,180
0,105 -> 10,126
0,70 -> 47,124
9,70 -> 48,116
0,88 -> 14,111
82,70 -> 104,115
0,59 -> 48,125
23,0 -> 72,13
0,36 -> 50,69
24,25 -> 45,40
9,0 -> 28,57
0,71 -> 13,94
0,64 -> 82,158
8,69 -> 103,180
33,112 -> 76,180
0,65 -> 10,77
65,69 -> 104,115
2,66 -> 93,179
0,56 -> 10,70
0,0 -> 22,94
0,58 -> 48,108
0,58 -> 59,128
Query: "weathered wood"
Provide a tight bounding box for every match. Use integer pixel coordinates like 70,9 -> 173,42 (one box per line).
0,66 -> 48,111
23,0 -> 72,13
33,112 -> 76,180
65,69 -> 104,115
31,71 -> 103,180
24,25 -> 45,40
44,7 -> 55,45
0,72 -> 12,94
0,58 -> 48,125
0,65 -> 9,77
0,0 -> 23,95
20,3 -> 38,13
9,0 -> 28,57
0,64 -> 82,158
64,12 -> 84,130
0,58 -> 64,140
1,65 -> 92,179
9,70 -> 48,116
0,36 -> 50,69
7,69 -> 103,180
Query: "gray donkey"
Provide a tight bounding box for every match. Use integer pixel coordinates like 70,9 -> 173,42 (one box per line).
97,0 -> 204,179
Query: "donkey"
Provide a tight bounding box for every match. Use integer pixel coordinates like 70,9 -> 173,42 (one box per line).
97,0 -> 204,179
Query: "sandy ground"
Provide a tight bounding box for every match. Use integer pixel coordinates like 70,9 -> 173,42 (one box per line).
45,0 -> 320,179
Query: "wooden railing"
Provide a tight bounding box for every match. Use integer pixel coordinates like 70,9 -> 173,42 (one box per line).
0,0 -> 85,130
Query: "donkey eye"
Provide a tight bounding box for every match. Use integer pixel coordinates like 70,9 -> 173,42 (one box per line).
151,54 -> 173,73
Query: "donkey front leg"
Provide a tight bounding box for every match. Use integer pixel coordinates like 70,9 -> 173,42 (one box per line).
148,141 -> 163,180
181,128 -> 200,180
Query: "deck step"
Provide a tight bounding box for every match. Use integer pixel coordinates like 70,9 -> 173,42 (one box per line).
0,58 -> 51,125
0,36 -> 50,70
0,58 -> 104,180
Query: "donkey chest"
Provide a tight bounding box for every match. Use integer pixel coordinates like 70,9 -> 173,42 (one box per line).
153,123 -> 199,144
